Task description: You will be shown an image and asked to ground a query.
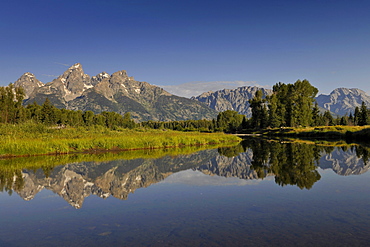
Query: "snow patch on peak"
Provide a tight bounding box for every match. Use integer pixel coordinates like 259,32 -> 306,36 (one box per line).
100,72 -> 110,78
69,63 -> 82,70
63,83 -> 71,95
83,84 -> 94,90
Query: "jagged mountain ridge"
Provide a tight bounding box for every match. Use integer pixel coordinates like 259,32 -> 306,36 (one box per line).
319,148 -> 370,176
12,145 -> 370,208
18,63 -> 217,121
316,88 -> 370,116
13,65 -> 370,119
14,149 -> 218,208
191,86 -> 272,118
14,72 -> 44,99
195,149 -> 272,179
191,86 -> 370,117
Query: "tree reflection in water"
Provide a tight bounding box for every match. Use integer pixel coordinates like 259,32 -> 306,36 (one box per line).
220,138 -> 370,189
1,138 -> 370,206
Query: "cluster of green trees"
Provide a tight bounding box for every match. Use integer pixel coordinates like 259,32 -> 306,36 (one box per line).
0,84 -> 25,124
243,139 -> 323,189
219,138 -> 370,189
0,83 -> 247,132
0,84 -> 135,129
26,99 -> 136,129
249,79 -> 319,128
219,139 -> 323,189
141,110 -> 246,133
0,83 -> 244,132
249,79 -> 370,129
2,81 -> 370,133
141,119 -> 216,132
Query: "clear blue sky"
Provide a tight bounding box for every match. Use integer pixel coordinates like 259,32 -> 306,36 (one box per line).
1,0 -> 370,96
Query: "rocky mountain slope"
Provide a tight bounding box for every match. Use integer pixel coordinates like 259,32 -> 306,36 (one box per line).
191,86 -> 272,118
319,148 -> 370,176
196,149 -> 272,179
13,64 -> 370,119
9,145 -> 370,208
14,149 -> 218,208
17,63 -> 217,121
14,72 -> 44,98
316,88 -> 370,116
192,86 -> 370,117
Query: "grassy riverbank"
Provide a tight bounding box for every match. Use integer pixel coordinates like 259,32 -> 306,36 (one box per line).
248,125 -> 370,141
0,122 -> 240,157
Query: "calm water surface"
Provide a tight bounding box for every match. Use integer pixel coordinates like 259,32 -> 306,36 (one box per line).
0,139 -> 370,246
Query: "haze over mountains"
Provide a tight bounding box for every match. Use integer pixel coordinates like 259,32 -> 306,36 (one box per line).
11,63 -> 370,120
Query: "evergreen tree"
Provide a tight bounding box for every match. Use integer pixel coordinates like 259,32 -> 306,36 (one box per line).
354,106 -> 360,125
122,112 -> 136,129
267,80 -> 318,127
66,110 -> 84,126
0,84 -> 23,123
322,111 -> 334,126
216,110 -> 244,132
340,115 -> 348,126
311,102 -> 321,126
26,101 -> 42,122
267,93 -> 280,127
260,104 -> 268,128
249,90 -> 266,129
290,80 -> 318,127
40,98 -> 57,125
273,82 -> 290,127
348,112 -> 354,126
93,114 -> 106,126
83,111 -> 94,126
358,101 -> 368,126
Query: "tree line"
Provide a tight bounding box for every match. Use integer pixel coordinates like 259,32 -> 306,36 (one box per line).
218,138 -> 370,189
249,79 -> 370,129
0,84 -> 135,129
141,110 -> 246,132
1,81 -> 370,132
1,83 -> 243,131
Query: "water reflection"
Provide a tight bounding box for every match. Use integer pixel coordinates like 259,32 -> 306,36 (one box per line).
1,138 -> 370,208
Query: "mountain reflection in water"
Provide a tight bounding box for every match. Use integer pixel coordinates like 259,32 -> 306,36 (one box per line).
1,139 -> 370,209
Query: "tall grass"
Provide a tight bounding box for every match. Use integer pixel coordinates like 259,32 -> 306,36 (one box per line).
262,125 -> 370,140
0,122 -> 240,157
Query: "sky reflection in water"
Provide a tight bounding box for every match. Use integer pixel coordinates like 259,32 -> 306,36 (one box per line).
0,139 -> 369,246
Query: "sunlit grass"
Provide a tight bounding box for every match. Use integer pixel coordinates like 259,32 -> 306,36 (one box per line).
262,125 -> 370,140
0,122 -> 241,157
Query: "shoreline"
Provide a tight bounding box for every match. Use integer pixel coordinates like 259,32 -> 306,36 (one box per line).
0,140 -> 240,159
236,125 -> 370,143
0,124 -> 241,158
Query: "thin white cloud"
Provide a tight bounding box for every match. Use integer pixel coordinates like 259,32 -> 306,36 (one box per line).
54,62 -> 70,67
159,81 -> 270,98
42,74 -> 59,78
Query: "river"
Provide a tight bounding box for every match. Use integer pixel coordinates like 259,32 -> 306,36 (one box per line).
0,138 -> 369,246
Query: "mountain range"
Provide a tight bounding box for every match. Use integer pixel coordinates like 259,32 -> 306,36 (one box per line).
11,63 -> 370,120
193,86 -> 370,117
10,146 -> 369,208
14,63 -> 217,121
